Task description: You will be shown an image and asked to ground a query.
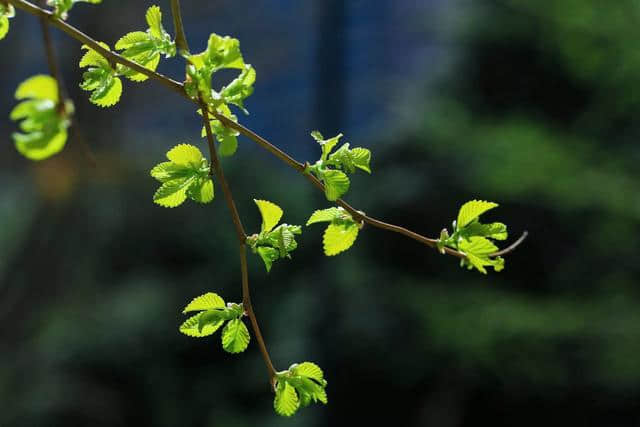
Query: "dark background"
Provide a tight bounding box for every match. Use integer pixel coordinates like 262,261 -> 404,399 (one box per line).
1,1 -> 639,426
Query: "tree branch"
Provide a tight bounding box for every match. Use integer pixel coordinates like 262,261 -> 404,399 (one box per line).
169,0 -> 189,54
39,11 -> 96,165
8,0 -> 527,262
201,100 -> 276,387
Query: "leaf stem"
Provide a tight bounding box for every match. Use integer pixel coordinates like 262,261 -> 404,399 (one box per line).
169,0 -> 189,54
8,0 -> 527,261
201,99 -> 276,387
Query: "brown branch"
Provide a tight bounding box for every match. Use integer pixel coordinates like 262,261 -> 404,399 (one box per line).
240,243 -> 277,389
8,0 -> 527,262
39,16 -> 66,103
490,231 -> 529,257
201,100 -> 276,386
39,12 -> 96,165
169,0 -> 189,54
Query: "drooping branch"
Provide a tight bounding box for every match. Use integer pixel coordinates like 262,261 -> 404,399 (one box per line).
201,100 -> 277,387
38,9 -> 96,165
8,0 -> 527,261
39,16 -> 66,103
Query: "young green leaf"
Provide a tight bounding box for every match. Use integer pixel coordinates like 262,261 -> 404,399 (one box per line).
115,6 -> 176,82
0,3 -> 15,41
221,318 -> 250,353
322,170 -> 350,201
456,200 -> 498,229
327,143 -> 372,174
151,144 -> 213,208
79,43 -> 122,107
323,222 -> 359,256
179,312 -> 225,337
313,132 -> 343,162
274,381 -> 300,417
182,292 -> 225,313
458,236 -> 504,274
220,64 -> 256,113
291,362 -> 325,384
256,246 -> 279,273
306,207 -> 344,225
254,199 -> 283,232
10,75 -> 73,160
307,207 -> 361,256
463,221 -> 508,241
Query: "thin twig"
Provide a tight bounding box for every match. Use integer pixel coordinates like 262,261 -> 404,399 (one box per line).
39,16 -> 66,103
200,99 -> 246,241
490,231 -> 529,257
240,243 -> 277,388
8,0 -> 527,262
169,0 -> 189,54
39,13 -> 97,165
201,98 -> 277,386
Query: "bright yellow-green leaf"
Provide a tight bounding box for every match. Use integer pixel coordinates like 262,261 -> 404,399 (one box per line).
114,31 -> 149,50
293,362 -> 325,383
274,381 -> 299,417
306,207 -> 343,225
15,75 -> 59,102
179,312 -> 224,337
221,318 -> 250,353
257,246 -> 279,272
458,236 -> 503,274
323,222 -> 359,256
92,76 -> 122,107
152,176 -> 196,207
166,144 -> 203,167
254,199 -> 283,232
316,133 -> 343,161
0,16 -> 9,40
351,147 -> 371,173
13,129 -> 68,161
457,200 -> 498,229
182,292 -> 225,313
188,178 -> 214,203
145,5 -> 164,39
79,42 -> 111,68
323,170 -> 350,201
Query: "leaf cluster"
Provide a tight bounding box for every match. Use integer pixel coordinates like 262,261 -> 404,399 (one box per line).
274,362 -> 328,417
179,292 -> 250,353
115,6 -> 176,82
150,144 -> 214,208
10,75 -> 74,160
438,200 -> 508,273
185,33 -> 256,157
247,200 -> 302,272
306,131 -> 371,201
78,6 -> 175,107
